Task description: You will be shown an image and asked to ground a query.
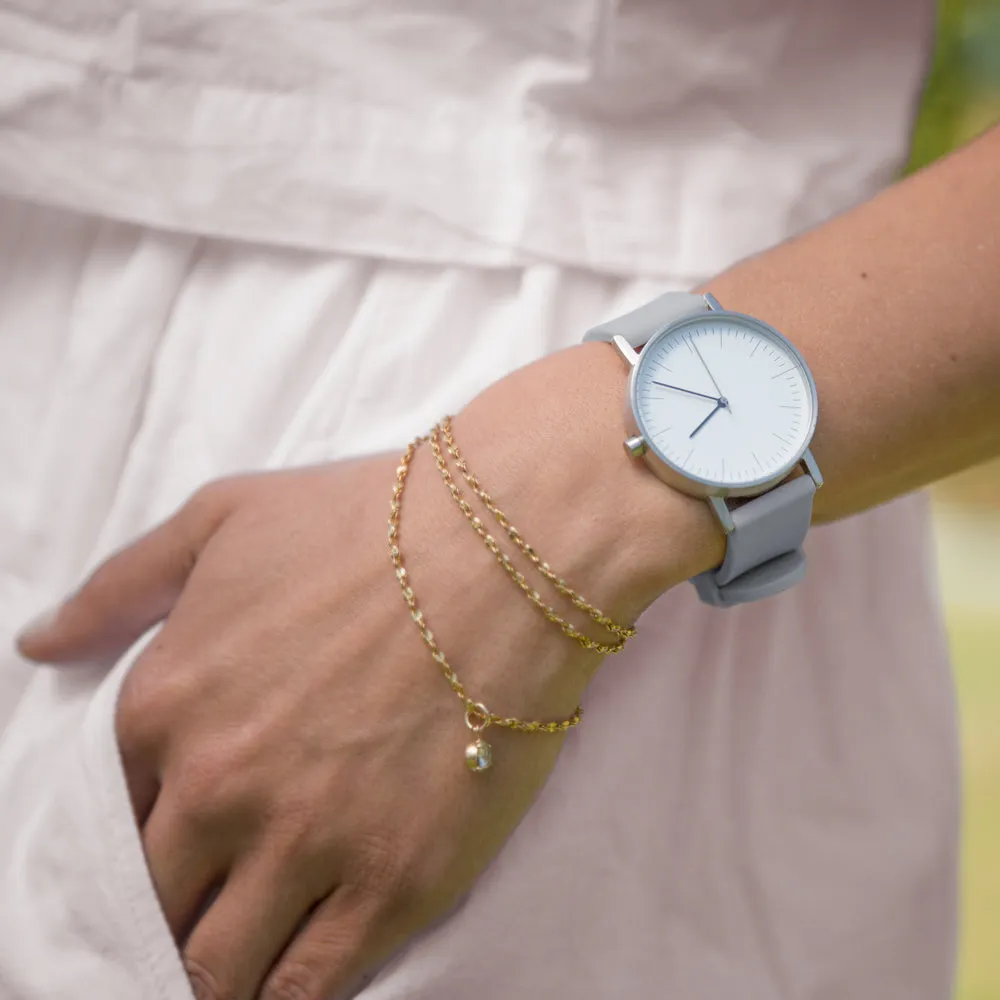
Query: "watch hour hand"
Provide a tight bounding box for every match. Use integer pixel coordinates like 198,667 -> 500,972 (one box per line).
689,399 -> 724,438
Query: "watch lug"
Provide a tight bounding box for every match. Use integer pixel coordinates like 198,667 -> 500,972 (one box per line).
708,496 -> 736,534
801,448 -> 824,489
623,434 -> 648,459
703,292 -> 724,311
612,334 -> 639,367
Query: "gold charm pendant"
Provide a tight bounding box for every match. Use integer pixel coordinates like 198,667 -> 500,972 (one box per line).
464,702 -> 493,773
465,737 -> 493,772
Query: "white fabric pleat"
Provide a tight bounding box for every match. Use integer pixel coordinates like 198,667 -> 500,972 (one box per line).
0,200 -> 958,1000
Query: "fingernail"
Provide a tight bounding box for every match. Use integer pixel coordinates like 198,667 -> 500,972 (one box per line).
16,606 -> 61,647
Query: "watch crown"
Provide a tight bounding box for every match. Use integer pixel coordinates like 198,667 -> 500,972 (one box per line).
623,435 -> 647,458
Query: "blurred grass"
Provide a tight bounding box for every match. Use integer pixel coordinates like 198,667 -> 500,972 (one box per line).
947,612 -> 1000,1000
912,2 -> 1000,997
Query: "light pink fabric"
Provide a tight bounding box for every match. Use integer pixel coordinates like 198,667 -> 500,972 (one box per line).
0,1 -> 932,275
0,2 -> 958,998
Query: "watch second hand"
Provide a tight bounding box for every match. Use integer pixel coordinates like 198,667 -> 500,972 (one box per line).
651,381 -> 720,402
689,338 -> 728,405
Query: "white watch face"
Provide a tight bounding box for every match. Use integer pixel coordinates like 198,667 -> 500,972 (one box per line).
631,312 -> 817,491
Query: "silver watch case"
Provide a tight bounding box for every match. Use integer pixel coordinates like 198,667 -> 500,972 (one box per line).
617,308 -> 823,505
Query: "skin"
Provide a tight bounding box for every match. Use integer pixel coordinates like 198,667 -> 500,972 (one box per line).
16,122 -> 1000,999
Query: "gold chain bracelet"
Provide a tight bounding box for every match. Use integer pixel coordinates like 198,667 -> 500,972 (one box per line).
389,436 -> 583,773
433,416 -> 636,653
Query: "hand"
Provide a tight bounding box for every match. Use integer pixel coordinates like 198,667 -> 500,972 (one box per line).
16,345 -> 721,1000
17,453 -> 583,998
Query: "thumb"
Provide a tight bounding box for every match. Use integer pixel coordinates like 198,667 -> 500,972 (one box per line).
16,479 -> 244,664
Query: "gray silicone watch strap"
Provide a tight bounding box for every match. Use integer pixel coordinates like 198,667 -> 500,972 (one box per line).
585,292 -> 816,608
583,291 -> 708,347
691,477 -> 816,607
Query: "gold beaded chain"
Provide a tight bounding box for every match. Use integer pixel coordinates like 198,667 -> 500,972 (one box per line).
389,437 -> 583,772
435,416 -> 636,650
427,423 -> 632,655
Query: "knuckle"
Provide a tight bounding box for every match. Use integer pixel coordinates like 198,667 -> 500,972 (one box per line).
352,831 -> 421,907
114,681 -> 151,752
272,802 -> 334,870
182,477 -> 248,540
120,657 -> 175,716
263,960 -> 326,1000
167,732 -> 273,834
186,478 -> 237,518
115,655 -> 183,752
169,751 -> 242,828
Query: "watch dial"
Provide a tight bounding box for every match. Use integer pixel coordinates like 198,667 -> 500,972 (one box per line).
632,314 -> 816,489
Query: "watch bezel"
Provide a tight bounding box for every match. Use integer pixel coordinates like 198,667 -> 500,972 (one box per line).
627,309 -> 819,499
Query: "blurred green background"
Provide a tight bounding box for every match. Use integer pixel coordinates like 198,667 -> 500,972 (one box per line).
913,2 -> 1000,997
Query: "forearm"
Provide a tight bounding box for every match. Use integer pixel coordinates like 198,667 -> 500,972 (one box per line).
706,122 -> 1000,523
456,124 -> 1000,623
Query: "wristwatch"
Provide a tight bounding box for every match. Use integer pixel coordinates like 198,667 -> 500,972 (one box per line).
584,291 -> 823,607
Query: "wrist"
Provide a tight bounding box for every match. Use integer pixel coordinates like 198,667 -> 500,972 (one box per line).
453,343 -> 725,624
393,342 -> 721,730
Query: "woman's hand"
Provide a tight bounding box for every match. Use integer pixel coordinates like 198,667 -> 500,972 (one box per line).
16,345 -> 719,1000
22,452 -> 583,1000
